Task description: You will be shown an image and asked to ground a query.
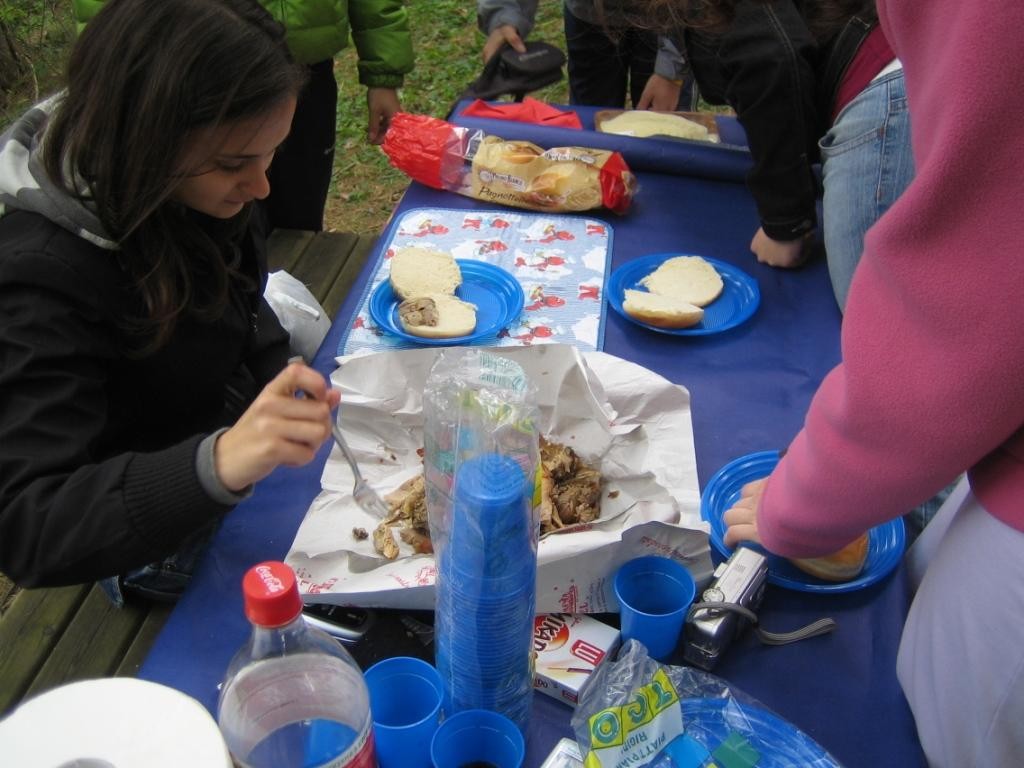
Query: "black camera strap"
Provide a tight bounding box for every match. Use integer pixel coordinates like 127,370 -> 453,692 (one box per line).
687,602 -> 837,646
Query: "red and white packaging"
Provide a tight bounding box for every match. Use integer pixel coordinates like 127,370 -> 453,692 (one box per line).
533,613 -> 621,707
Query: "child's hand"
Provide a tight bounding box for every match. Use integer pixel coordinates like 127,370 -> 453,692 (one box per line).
483,25 -> 526,63
636,74 -> 683,111
367,87 -> 401,145
750,228 -> 813,268
723,477 -> 767,548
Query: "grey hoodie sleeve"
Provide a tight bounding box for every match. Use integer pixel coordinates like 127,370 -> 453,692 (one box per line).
196,429 -> 253,506
477,0 -> 537,38
654,35 -> 689,82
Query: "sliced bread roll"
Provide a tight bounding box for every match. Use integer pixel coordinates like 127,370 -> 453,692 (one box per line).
639,255 -> 724,307
622,289 -> 704,329
788,533 -> 869,582
397,294 -> 477,338
389,247 -> 462,301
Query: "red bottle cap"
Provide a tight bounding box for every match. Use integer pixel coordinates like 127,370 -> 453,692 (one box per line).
242,561 -> 304,628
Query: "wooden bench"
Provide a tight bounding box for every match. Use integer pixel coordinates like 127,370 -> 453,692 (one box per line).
0,228 -> 378,716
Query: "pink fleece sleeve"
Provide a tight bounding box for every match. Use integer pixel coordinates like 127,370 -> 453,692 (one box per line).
757,0 -> 1024,557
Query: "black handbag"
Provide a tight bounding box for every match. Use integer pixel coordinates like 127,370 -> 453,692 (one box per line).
461,41 -> 566,102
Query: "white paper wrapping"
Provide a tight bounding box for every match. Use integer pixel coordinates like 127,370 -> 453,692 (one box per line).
285,344 -> 711,612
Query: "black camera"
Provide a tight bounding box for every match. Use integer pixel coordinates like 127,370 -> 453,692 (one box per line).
683,546 -> 768,670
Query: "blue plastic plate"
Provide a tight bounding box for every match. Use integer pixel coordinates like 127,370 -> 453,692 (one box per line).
700,450 -> 906,593
680,698 -> 841,766
607,253 -> 760,336
368,259 -> 524,346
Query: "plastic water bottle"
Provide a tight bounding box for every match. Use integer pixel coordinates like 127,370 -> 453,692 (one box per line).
217,561 -> 375,768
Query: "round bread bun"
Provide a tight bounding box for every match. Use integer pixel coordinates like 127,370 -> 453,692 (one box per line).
622,289 -> 704,329
389,248 -> 462,301
639,255 -> 724,307
397,293 -> 477,339
788,533 -> 869,582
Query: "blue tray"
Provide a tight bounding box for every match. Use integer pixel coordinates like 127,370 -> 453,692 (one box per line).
606,254 -> 759,336
679,698 -> 841,767
700,450 -> 906,593
368,259 -> 525,346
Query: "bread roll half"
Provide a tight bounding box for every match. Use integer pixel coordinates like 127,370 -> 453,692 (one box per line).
397,293 -> 477,338
389,247 -> 462,301
639,255 -> 724,307
622,289 -> 704,329
600,110 -> 710,141
788,533 -> 869,582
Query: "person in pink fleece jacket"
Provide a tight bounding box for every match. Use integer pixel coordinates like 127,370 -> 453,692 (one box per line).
720,0 -> 1024,764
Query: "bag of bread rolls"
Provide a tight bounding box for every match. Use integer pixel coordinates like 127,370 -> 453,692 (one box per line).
382,112 -> 636,214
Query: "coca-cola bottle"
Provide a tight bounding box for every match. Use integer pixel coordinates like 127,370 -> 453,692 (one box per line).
217,561 -> 375,768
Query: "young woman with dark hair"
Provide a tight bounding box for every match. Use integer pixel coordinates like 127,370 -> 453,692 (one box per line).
73,0 -> 415,233
0,0 -> 340,598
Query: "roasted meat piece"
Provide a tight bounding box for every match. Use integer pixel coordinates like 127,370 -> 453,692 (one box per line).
539,437 -> 602,533
370,438 -> 601,557
371,474 -> 430,559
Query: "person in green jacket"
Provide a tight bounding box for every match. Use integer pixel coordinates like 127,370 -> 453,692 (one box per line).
73,0 -> 414,231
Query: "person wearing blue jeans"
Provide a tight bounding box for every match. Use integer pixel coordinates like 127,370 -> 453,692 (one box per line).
820,65 -> 913,311
642,1 -> 914,310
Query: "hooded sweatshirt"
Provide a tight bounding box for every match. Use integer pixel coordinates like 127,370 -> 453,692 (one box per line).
0,99 -> 290,587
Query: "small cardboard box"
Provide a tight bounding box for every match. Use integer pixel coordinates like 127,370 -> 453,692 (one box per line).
533,613 -> 621,707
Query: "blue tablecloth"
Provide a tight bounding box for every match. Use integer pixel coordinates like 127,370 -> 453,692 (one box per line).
140,125 -> 925,767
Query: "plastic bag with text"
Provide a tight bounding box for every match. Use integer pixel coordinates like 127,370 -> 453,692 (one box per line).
570,640 -> 842,768
263,270 -> 331,362
381,112 -> 636,214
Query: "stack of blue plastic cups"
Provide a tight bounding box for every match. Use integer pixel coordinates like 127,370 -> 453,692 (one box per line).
434,452 -> 537,736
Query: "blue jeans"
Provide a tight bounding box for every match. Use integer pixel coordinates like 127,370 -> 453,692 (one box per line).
819,68 -> 914,311
99,521 -> 219,606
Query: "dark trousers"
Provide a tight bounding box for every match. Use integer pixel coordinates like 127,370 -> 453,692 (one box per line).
266,58 -> 338,232
562,7 -> 659,108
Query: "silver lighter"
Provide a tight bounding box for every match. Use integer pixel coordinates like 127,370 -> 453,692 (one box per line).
683,546 -> 768,670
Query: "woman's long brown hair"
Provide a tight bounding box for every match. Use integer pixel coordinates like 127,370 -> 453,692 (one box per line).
42,0 -> 306,353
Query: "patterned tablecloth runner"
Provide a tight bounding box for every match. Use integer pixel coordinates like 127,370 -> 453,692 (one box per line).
338,207 -> 613,356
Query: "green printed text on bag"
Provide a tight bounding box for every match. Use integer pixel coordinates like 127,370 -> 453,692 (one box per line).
584,667 -> 684,768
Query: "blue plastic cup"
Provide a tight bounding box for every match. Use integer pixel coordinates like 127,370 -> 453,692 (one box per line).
365,656 -> 444,768
430,709 -> 525,768
447,454 -> 532,580
613,555 -> 696,662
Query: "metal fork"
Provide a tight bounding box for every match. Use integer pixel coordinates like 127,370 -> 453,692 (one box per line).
330,421 -> 392,520
287,357 -> 391,520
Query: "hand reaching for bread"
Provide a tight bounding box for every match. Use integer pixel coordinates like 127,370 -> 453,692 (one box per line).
723,476 -> 869,582
723,478 -> 766,547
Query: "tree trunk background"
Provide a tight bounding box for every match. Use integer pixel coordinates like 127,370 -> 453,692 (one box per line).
0,19 -> 30,111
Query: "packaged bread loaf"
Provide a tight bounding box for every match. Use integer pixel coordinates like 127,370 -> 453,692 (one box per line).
382,112 -> 636,214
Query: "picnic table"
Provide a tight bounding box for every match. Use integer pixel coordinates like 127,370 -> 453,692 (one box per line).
3,104 -> 927,767
135,102 -> 927,766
